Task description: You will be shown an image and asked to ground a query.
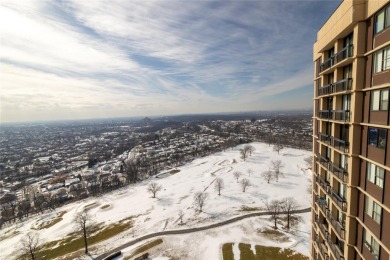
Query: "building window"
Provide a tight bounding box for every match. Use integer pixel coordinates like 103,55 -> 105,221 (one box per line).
371,89 -> 389,111
367,161 -> 385,188
375,4 -> 390,33
368,127 -> 387,149
363,229 -> 380,259
365,196 -> 382,224
373,46 -> 390,73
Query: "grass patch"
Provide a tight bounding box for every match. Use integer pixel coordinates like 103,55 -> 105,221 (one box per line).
127,238 -> 163,259
29,217 -> 133,259
222,243 -> 309,260
84,202 -> 98,209
260,229 -> 284,237
240,206 -> 262,212
169,169 -> 180,175
1,229 -> 19,240
222,243 -> 234,260
31,211 -> 67,230
100,204 -> 110,209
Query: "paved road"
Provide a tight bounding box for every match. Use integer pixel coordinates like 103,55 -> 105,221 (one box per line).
96,207 -> 311,260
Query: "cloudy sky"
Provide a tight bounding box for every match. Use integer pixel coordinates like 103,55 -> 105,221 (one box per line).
0,0 -> 340,122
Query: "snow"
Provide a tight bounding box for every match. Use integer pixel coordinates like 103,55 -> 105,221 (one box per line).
0,142 -> 312,259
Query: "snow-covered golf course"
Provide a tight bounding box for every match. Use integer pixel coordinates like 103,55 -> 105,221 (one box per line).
0,142 -> 312,259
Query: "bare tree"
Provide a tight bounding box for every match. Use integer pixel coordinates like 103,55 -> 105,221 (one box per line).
239,148 -> 248,161
241,178 -> 250,192
193,192 -> 208,212
178,210 -> 184,224
247,145 -> 255,156
271,160 -> 284,182
147,182 -> 162,198
264,199 -> 281,229
247,169 -> 254,177
233,171 -> 242,183
20,232 -> 40,260
273,143 -> 284,155
280,197 -> 299,229
124,159 -> 141,183
262,169 -> 274,184
214,178 -> 224,195
74,209 -> 94,254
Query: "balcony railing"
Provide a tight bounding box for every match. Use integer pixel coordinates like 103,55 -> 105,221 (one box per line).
316,176 -> 330,192
317,78 -> 352,97
334,45 -> 353,64
328,162 -> 348,183
319,45 -> 353,73
314,235 -> 329,260
318,83 -> 332,96
333,137 -> 349,153
318,110 -> 350,122
326,209 -> 345,239
329,189 -> 347,212
319,133 -> 332,144
318,133 -> 349,152
327,236 -> 345,260
332,78 -> 352,93
320,57 -> 333,72
316,196 -> 328,214
333,110 -> 350,121
316,153 -> 329,168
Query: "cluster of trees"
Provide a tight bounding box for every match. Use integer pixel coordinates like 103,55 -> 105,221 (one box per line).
264,197 -> 299,229
262,160 -> 284,184
239,144 -> 255,161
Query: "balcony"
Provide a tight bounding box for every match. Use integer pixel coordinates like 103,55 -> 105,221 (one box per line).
328,162 -> 348,183
326,209 -> 345,239
318,83 -> 332,96
316,196 -> 328,214
329,189 -> 347,212
334,45 -> 353,64
318,110 -> 350,122
332,78 -> 352,93
317,78 -> 352,97
320,57 -> 333,72
333,137 -> 349,152
316,153 -> 329,168
317,133 -> 349,152
319,45 -> 353,73
319,133 -> 332,144
314,235 -> 330,260
316,176 -> 330,193
326,236 -> 345,260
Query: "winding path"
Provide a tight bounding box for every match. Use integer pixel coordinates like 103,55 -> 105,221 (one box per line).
96,207 -> 311,260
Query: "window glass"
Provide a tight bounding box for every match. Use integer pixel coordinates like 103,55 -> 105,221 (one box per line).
369,128 -> 378,146
365,196 -> 373,216
376,11 -> 385,33
386,6 -> 390,28
373,202 -> 381,223
378,129 -> 387,149
374,51 -> 383,73
381,90 -> 389,110
372,90 -> 380,110
384,48 -> 390,70
377,168 -> 385,188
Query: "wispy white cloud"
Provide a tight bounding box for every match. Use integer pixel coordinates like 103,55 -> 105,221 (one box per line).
0,0 -> 340,122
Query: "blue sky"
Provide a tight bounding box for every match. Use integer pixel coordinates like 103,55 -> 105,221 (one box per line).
0,0 -> 340,122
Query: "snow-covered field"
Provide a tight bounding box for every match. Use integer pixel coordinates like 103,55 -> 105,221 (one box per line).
0,142 -> 312,259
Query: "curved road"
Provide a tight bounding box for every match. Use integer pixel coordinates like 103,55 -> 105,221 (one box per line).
96,207 -> 311,260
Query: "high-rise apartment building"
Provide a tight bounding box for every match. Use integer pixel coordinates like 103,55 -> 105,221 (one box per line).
312,0 -> 390,259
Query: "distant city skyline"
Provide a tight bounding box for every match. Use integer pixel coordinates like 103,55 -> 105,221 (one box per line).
0,0 -> 340,123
